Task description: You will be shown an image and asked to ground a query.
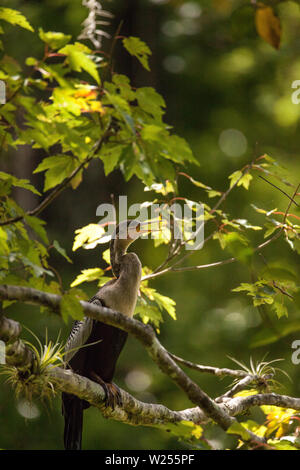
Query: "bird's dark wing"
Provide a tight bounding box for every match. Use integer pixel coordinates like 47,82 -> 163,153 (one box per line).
63,294 -> 128,449
62,296 -> 104,450
64,317 -> 94,365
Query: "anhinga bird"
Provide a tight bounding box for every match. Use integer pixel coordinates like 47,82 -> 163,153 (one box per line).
62,220 -> 148,450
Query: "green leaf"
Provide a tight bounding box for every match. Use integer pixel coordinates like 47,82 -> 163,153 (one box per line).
152,291 -> 177,320
136,87 -> 165,120
24,215 -> 49,244
227,422 -> 251,441
105,92 -> 135,134
112,74 -> 135,101
123,36 -> 151,71
161,420 -> 203,442
184,175 -> 211,190
207,190 -> 222,198
0,171 -> 41,195
99,144 -> 124,176
70,267 -> 104,287
33,155 -> 77,192
267,439 -> 299,450
53,240 -> 72,263
141,124 -> 166,142
239,173 -> 253,190
59,43 -> 100,84
102,248 -> 111,265
135,297 -> 163,330
141,286 -> 177,321
144,181 -> 175,195
120,144 -> 138,182
25,57 -> 38,66
272,300 -> 288,319
39,28 -> 71,50
60,289 -> 84,323
229,170 -> 253,190
0,8 -> 34,32
161,135 -> 198,165
0,227 -> 9,256
222,231 -> 253,265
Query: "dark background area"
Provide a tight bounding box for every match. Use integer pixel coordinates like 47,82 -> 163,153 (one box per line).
1,0 -> 300,450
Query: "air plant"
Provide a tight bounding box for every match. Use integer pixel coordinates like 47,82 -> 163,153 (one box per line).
0,329 -> 65,403
228,354 -> 291,393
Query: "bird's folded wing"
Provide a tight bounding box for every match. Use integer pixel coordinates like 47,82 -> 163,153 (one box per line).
64,317 -> 94,364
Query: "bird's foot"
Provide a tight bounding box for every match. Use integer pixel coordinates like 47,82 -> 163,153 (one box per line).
90,372 -> 122,409
105,382 -> 123,409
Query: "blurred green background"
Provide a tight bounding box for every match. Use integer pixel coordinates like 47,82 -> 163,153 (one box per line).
1,0 -> 300,450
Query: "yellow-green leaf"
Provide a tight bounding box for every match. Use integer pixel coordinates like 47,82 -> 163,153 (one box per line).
0,7 -> 34,32
59,43 -> 100,84
72,224 -> 106,251
123,36 -> 151,71
39,28 -> 71,50
71,268 -> 104,287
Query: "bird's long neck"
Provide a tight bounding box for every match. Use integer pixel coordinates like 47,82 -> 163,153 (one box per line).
107,241 -> 142,317
110,237 -> 124,278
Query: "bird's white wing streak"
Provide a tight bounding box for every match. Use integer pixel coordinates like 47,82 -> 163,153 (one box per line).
64,316 -> 94,364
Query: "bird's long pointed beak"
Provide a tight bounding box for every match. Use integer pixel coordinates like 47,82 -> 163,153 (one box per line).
138,219 -> 164,237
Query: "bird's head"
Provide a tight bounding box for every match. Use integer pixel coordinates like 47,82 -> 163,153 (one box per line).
110,219 -> 153,277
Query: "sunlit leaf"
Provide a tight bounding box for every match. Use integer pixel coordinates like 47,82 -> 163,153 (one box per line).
59,43 -> 100,84
71,268 -> 104,287
0,7 -> 34,32
39,28 -> 71,50
123,36 -> 151,71
72,224 -> 106,251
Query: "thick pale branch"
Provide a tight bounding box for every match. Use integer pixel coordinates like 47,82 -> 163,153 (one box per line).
0,284 -> 234,431
1,319 -> 298,432
2,309 -> 297,445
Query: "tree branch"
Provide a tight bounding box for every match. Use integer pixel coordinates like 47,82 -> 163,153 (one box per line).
1,315 -> 299,435
4,305 -> 298,444
0,284 -> 234,431
169,352 -> 249,379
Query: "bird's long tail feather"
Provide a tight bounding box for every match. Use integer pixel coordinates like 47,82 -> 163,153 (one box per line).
62,393 -> 84,450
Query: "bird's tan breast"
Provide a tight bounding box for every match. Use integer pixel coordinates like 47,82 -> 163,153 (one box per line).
97,276 -> 141,318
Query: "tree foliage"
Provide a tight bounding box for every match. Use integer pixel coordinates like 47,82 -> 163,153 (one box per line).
1,2 -> 300,450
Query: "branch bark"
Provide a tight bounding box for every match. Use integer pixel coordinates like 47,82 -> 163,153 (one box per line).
3,285 -> 294,445
0,284 -> 234,431
1,316 -> 300,434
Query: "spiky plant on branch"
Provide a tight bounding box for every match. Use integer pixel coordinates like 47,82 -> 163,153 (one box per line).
0,330 -> 65,403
